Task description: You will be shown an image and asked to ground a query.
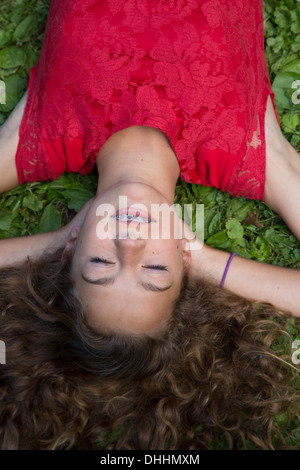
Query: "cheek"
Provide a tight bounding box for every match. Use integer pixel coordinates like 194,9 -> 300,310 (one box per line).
167,240 -> 183,261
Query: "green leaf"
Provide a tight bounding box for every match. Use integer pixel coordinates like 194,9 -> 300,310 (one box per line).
39,203 -> 62,233
13,15 -> 38,42
208,212 -> 222,236
266,35 -> 285,53
190,184 -> 214,201
253,235 -> 272,260
274,7 -> 291,28
0,74 -> 27,112
0,46 -> 26,69
0,212 -> 13,232
226,219 -> 244,240
270,54 -> 299,73
291,34 -> 300,52
228,199 -> 255,219
206,230 -> 231,250
24,47 -> 38,73
231,245 -> 252,259
281,113 -> 299,133
290,7 -> 300,33
263,228 -> 281,246
281,58 -> 300,75
22,193 -> 44,211
62,187 -> 94,212
272,71 -> 300,110
0,30 -> 11,48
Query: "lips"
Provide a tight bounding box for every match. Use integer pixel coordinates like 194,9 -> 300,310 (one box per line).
115,207 -> 151,222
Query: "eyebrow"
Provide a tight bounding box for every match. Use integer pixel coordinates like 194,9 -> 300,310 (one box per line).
81,274 -> 173,292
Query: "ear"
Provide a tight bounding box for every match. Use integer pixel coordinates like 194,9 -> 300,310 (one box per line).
179,218 -> 196,272
61,225 -> 81,265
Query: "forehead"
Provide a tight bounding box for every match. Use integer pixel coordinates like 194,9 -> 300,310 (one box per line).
76,280 -> 177,335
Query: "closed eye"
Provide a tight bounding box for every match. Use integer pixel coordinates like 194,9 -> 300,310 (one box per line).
90,258 -> 167,271
143,265 -> 168,271
90,257 -> 115,265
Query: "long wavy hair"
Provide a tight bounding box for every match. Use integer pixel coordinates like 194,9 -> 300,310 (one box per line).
0,247 -> 299,450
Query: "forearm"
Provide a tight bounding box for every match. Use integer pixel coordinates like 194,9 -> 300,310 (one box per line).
192,244 -> 300,317
0,91 -> 27,193
0,197 -> 93,268
0,227 -> 68,268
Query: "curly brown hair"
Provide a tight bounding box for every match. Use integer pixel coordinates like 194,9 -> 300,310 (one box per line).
0,248 -> 299,450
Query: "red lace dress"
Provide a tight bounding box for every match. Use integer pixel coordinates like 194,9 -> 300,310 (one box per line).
15,0 -> 279,200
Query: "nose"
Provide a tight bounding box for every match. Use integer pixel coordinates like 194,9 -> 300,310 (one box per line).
114,235 -> 146,265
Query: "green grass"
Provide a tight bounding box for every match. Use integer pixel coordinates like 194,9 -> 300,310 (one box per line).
0,0 -> 299,450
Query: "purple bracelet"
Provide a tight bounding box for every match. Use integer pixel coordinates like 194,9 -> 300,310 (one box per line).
220,252 -> 236,288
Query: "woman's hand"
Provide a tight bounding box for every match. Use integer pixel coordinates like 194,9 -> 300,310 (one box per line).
180,219 -> 207,278
181,219 -> 235,285
59,197 -> 94,244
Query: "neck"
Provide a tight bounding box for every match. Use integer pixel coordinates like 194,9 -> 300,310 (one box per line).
95,126 -> 180,203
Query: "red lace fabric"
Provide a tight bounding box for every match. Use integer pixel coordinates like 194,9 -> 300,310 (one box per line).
16,0 -> 279,200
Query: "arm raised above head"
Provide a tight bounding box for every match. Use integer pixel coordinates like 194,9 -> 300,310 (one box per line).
190,241 -> 300,318
0,91 -> 28,194
0,229 -> 67,269
182,220 -> 300,319
0,198 -> 93,269
264,95 -> 300,240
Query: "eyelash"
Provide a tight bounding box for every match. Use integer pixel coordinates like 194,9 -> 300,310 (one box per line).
145,265 -> 168,271
90,257 -> 112,264
90,258 -> 167,271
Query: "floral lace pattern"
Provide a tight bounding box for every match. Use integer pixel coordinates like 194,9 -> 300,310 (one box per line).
16,0 -> 276,200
